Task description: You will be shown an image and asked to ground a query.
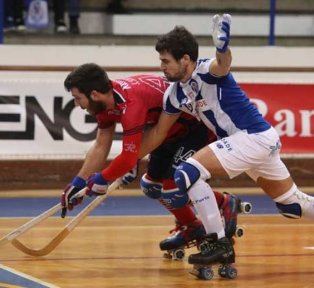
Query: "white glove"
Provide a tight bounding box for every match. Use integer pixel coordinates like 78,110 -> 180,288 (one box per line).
122,160 -> 139,185
212,14 -> 231,53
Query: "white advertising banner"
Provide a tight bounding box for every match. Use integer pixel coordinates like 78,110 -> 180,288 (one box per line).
0,71 -> 313,160
0,73 -> 122,159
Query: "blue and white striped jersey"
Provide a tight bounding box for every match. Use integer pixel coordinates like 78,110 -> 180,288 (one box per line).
163,58 -> 271,138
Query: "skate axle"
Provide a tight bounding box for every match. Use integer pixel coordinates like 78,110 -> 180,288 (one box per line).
163,247 -> 186,260
190,264 -> 237,280
163,239 -> 200,260
234,226 -> 244,238
240,202 -> 252,214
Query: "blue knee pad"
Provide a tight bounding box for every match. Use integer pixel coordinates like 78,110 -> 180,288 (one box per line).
161,189 -> 190,209
174,161 -> 201,193
276,202 -> 302,219
140,174 -> 162,199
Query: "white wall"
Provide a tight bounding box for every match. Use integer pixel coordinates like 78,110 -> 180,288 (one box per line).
1,45 -> 314,67
1,45 -> 313,83
75,13 -> 314,36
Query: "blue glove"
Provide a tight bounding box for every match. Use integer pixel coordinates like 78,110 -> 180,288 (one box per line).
86,173 -> 109,197
212,14 -> 231,53
122,161 -> 140,185
61,176 -> 86,218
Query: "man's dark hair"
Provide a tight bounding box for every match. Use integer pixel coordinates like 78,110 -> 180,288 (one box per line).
155,26 -> 199,62
64,63 -> 112,98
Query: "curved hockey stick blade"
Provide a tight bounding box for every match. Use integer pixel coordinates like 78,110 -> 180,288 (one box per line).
11,229 -> 70,257
0,203 -> 62,247
0,188 -> 88,247
11,180 -> 121,256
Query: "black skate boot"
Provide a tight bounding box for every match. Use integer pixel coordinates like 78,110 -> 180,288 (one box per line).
160,219 -> 206,260
188,233 -> 237,280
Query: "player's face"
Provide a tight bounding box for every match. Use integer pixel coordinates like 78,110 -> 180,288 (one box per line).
71,87 -> 106,116
159,51 -> 187,82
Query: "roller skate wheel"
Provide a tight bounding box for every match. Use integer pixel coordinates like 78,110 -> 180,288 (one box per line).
235,226 -> 244,238
198,267 -> 214,280
218,265 -> 237,279
173,248 -> 185,260
240,202 -> 252,214
163,251 -> 173,259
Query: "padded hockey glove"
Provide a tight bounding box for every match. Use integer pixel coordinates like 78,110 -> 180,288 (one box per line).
212,13 -> 231,53
61,176 -> 86,218
86,172 -> 109,197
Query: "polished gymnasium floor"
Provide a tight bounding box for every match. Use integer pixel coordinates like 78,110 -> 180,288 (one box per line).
0,188 -> 313,288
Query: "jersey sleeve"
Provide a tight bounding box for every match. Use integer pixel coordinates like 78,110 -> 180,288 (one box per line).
101,98 -> 146,181
96,112 -> 116,129
101,132 -> 142,181
163,84 -> 182,114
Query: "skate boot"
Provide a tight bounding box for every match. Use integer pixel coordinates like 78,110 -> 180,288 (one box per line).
160,219 -> 206,260
221,192 -> 252,239
188,233 -> 237,280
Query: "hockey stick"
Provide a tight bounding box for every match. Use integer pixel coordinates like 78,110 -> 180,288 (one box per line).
11,180 -> 121,256
0,203 -> 61,247
0,188 -> 88,248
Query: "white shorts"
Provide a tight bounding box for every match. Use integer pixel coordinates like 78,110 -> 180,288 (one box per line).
209,127 -> 290,181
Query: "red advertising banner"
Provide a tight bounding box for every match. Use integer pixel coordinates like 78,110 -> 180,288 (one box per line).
240,83 -> 314,154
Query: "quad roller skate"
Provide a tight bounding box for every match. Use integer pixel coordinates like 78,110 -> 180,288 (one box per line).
160,193 -> 252,260
160,219 -> 205,260
221,192 -> 252,239
189,233 -> 237,280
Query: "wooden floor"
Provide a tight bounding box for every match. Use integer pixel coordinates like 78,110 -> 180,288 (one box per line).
0,214 -> 314,288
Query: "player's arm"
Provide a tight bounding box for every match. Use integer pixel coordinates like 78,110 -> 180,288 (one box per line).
83,131 -> 143,197
77,124 -> 115,179
101,132 -> 142,181
139,111 -> 180,158
61,124 -> 115,217
209,14 -> 232,77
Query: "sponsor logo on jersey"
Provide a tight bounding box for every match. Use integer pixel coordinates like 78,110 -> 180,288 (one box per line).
124,142 -> 136,153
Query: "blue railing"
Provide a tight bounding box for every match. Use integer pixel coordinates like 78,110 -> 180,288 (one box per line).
269,0 -> 276,46
0,0 -> 3,44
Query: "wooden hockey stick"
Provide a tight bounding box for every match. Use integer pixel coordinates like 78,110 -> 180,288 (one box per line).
0,203 -> 62,247
0,188 -> 88,248
11,180 -> 121,256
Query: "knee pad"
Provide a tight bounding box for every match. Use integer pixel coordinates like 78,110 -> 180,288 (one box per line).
140,173 -> 162,199
161,179 -> 190,209
161,189 -> 190,209
276,202 -> 302,219
174,158 -> 210,193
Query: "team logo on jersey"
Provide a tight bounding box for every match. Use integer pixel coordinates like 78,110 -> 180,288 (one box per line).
188,78 -> 199,94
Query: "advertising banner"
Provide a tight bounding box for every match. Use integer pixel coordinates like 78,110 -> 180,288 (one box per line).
0,76 -> 313,159
241,83 -> 314,154
0,77 -> 122,159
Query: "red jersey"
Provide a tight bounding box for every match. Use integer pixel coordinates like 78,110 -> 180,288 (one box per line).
97,75 -> 168,181
96,75 -> 213,181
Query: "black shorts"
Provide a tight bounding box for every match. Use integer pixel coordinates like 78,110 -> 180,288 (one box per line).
147,122 -> 213,180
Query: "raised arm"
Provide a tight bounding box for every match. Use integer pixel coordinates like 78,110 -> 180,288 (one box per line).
139,111 -> 181,158
209,14 -> 232,77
